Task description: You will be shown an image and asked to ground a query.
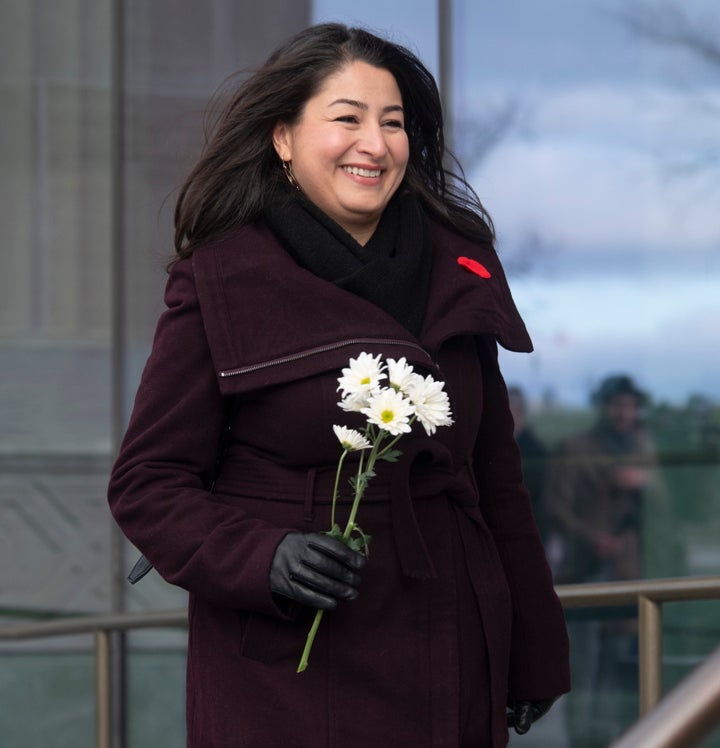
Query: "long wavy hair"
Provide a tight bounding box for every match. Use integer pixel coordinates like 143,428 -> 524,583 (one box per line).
173,23 -> 494,258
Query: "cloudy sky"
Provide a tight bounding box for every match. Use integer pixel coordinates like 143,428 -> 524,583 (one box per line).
313,1 -> 720,405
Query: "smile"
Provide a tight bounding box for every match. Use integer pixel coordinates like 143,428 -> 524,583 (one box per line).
342,166 -> 382,178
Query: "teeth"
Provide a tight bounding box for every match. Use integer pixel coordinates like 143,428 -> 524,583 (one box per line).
343,166 -> 381,178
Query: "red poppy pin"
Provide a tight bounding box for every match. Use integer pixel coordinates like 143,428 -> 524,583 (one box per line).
457,256 -> 492,279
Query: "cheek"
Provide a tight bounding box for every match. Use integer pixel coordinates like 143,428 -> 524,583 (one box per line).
321,131 -> 354,164
295,133 -> 347,180
393,137 -> 410,174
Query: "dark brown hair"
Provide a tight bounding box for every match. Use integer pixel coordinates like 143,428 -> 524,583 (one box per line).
173,23 -> 494,258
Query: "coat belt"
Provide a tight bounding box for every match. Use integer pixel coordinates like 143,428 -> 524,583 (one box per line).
389,439 -> 471,580
219,440 -> 475,580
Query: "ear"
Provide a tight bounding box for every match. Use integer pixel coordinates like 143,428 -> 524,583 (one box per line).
272,121 -> 292,161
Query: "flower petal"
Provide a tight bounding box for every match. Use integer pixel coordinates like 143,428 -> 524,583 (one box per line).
386,357 -> 416,394
337,352 -> 387,398
361,387 -> 415,436
332,425 -> 372,451
408,374 -> 454,435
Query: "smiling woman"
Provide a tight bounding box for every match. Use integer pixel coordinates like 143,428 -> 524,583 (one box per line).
108,22 -> 570,748
272,61 -> 409,245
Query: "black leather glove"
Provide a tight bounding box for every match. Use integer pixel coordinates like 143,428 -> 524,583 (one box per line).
507,698 -> 556,735
269,532 -> 366,610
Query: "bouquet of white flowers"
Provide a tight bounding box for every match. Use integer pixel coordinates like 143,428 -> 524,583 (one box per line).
297,352 -> 454,673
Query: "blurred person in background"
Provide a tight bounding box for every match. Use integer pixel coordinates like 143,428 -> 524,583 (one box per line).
545,374 -> 665,747
507,386 -> 552,549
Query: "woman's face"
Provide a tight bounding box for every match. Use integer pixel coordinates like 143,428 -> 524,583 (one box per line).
273,60 -> 409,245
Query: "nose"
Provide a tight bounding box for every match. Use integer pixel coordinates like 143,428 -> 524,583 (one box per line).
357,122 -> 388,158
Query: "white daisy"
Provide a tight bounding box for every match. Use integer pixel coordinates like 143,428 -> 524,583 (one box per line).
337,392 -> 370,412
386,357 -> 416,395
361,387 -> 415,436
337,352 -> 386,399
408,374 -> 454,435
332,425 -> 372,452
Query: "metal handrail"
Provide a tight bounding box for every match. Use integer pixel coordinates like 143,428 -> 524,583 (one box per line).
554,576 -> 720,747
610,643 -> 720,748
0,610 -> 187,748
0,610 -> 187,639
2,577 -> 720,747
556,575 -> 720,715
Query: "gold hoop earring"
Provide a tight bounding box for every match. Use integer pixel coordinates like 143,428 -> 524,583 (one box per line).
282,160 -> 302,192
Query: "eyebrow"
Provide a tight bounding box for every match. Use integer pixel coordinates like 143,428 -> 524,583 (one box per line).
329,98 -> 404,114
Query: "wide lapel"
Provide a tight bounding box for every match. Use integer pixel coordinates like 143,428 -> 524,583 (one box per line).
192,220 -> 532,396
192,223 -> 432,395
420,221 -> 533,356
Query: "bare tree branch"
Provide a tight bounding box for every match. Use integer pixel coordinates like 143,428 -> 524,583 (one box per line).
453,99 -> 522,173
610,0 -> 720,70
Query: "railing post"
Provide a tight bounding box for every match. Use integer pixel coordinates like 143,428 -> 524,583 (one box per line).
95,629 -> 112,748
638,595 -> 663,715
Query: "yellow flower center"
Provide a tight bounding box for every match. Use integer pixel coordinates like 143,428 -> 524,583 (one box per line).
380,409 -> 395,423
360,376 -> 371,385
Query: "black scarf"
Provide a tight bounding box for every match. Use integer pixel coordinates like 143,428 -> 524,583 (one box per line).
262,187 -> 433,337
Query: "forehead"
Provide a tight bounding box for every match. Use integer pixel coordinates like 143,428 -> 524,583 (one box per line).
311,60 -> 403,103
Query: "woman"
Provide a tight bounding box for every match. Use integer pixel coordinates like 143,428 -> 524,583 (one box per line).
108,23 -> 570,747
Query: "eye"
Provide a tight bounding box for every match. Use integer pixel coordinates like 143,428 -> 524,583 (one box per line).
335,115 -> 359,124
383,119 -> 404,129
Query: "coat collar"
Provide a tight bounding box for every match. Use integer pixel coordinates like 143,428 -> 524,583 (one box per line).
422,221 -> 532,354
191,219 -> 532,395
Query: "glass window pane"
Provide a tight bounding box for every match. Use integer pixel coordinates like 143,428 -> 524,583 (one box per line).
452,3 -> 720,745
0,3 -> 113,745
0,0 -> 113,609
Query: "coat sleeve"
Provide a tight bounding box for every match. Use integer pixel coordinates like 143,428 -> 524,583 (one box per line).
107,258 -> 291,615
473,336 -> 571,701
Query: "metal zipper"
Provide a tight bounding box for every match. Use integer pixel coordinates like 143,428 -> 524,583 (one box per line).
218,337 -> 434,378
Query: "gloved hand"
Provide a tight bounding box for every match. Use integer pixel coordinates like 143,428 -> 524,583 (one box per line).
269,532 -> 366,610
507,697 -> 556,735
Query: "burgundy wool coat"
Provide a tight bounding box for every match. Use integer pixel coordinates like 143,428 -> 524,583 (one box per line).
108,217 -> 570,747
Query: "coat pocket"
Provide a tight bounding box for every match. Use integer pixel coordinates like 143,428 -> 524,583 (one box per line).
239,608 -> 315,666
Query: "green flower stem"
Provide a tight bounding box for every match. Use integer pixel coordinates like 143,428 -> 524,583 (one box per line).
339,423 -> 409,541
298,425 -> 408,673
343,445 -> 373,540
330,449 -> 349,529
299,448 -> 365,673
375,431 -> 404,459
297,609 -> 324,673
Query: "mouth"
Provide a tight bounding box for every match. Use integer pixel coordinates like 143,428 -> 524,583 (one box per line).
342,165 -> 382,178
